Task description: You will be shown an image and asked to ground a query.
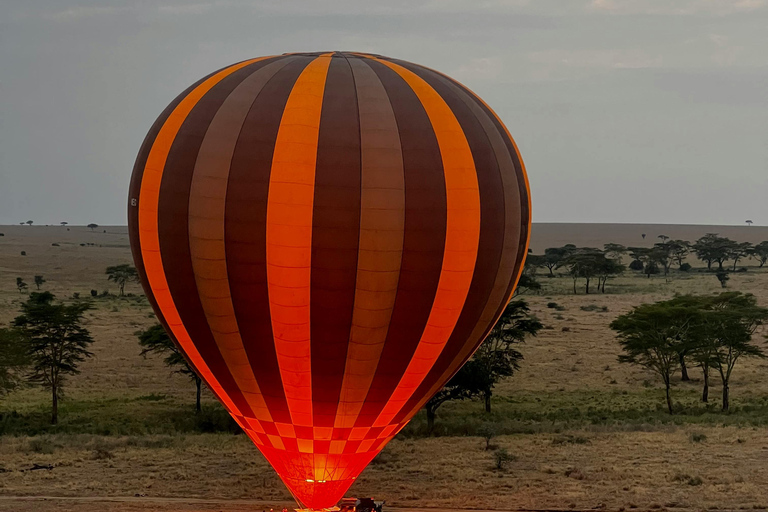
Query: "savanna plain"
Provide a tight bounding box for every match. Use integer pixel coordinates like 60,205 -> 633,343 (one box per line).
2,223 -> 768,512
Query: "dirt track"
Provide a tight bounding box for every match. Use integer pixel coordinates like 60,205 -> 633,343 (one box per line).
0,495 -> 623,512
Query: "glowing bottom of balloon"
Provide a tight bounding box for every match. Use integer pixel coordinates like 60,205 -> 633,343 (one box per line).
246,432 -> 384,509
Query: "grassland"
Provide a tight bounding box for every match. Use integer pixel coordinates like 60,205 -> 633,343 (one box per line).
2,223 -> 768,511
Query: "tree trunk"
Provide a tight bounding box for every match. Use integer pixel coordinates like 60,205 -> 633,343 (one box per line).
484,390 -> 492,413
51,385 -> 58,425
195,377 -> 202,413
679,354 -> 690,381
426,406 -> 436,433
585,278 -> 590,294
722,380 -> 729,412
733,260 -> 738,271
707,260 -> 712,271
702,366 -> 709,403
665,381 -> 673,414
573,279 -> 577,294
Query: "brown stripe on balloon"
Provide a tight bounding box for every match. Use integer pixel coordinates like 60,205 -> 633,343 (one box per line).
353,57 -> 447,428
157,61 -> 265,419
188,56 -> 293,425
310,55 -> 361,428
333,56 -> 405,430
225,56 -> 314,425
383,60 -> 506,425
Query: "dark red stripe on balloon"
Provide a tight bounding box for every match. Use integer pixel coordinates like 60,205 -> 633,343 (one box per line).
157,59 -> 277,419
353,57 -> 447,428
225,56 -> 313,425
383,60 -> 506,424
310,55 -> 362,428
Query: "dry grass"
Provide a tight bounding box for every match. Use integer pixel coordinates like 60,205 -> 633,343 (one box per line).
3,223 -> 768,511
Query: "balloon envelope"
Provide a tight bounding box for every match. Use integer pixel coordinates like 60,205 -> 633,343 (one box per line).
128,51 -> 530,510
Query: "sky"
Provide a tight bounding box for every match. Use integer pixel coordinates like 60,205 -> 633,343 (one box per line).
0,0 -> 766,226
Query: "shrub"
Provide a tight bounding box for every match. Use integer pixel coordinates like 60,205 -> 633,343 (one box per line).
90,289 -> 98,297
629,259 -> 644,271
20,251 -> 26,256
477,423 -> 497,450
547,302 -> 559,309
689,433 -> 707,443
680,263 -> 692,272
494,448 -> 516,470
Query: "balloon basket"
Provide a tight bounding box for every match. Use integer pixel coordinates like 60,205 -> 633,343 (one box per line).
296,497 -> 383,512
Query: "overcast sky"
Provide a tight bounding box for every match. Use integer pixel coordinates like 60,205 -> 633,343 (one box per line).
1,0 -> 766,226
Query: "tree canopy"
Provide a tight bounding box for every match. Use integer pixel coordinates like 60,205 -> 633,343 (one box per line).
12,292 -> 94,424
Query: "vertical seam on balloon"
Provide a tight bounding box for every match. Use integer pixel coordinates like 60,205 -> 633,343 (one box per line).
362,55 -> 481,429
266,53 -> 334,429
138,58 -> 262,417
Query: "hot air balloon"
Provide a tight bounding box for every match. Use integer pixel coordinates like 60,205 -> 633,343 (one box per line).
128,51 -> 530,510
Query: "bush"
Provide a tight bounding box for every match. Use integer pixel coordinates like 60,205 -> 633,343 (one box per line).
90,289 -> 98,297
20,251 -> 26,256
547,302 -> 559,309
494,448 -> 516,470
680,263 -> 692,272
477,423 -> 497,450
629,259 -> 644,271
689,432 -> 707,443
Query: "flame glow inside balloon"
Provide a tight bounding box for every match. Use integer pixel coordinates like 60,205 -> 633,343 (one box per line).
128,51 -> 530,510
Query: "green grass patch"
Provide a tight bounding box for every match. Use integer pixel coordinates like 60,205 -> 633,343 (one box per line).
0,395 -> 241,436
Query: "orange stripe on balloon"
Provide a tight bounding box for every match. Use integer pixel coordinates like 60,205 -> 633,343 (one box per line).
188,57 -> 292,424
138,58 -> 261,416
333,57 -> 405,430
266,53 -> 333,428
366,57 -> 481,428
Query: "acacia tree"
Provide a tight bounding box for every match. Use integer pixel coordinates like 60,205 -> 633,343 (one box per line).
750,241 -> 768,267
730,242 -> 753,271
16,277 -> 27,293
628,247 -> 660,278
106,264 -> 139,296
34,275 -> 46,290
425,360 -> 484,433
137,324 -> 203,413
697,293 -> 767,411
611,300 -> 697,413
603,243 -> 627,262
668,240 -> 691,268
539,246 -> 576,277
13,292 -> 94,424
566,249 -> 608,294
693,234 -> 736,271
472,300 -> 542,412
87,223 -> 99,231
652,243 -> 674,278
